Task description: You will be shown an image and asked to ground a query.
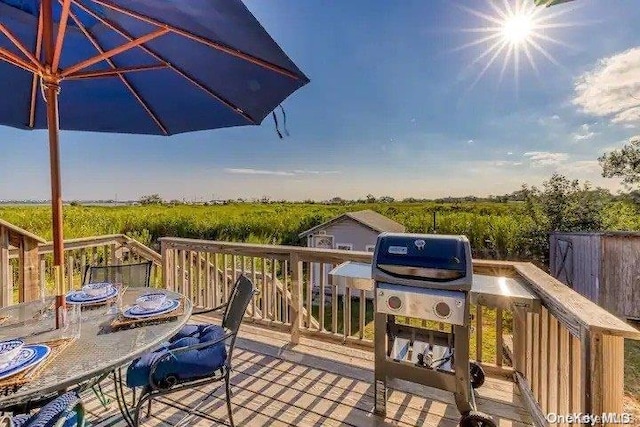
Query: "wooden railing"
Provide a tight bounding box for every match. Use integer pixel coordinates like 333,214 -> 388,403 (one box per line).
4,234 -> 161,303
160,237 -> 640,426
2,228 -> 637,424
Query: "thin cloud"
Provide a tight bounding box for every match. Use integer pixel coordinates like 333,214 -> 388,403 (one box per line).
225,168 -> 294,176
523,151 -> 569,167
225,168 -> 341,176
572,123 -> 596,141
573,47 -> 640,125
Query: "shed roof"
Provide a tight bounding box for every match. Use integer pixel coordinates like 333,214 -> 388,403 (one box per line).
298,209 -> 405,238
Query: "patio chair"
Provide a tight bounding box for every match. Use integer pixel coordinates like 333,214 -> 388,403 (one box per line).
122,275 -> 256,427
10,391 -> 85,427
83,261 -> 153,288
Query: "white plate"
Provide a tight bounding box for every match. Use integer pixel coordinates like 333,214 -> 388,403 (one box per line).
66,285 -> 118,304
122,299 -> 180,319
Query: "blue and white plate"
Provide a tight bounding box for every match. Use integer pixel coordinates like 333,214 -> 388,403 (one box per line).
0,344 -> 50,380
122,299 -> 180,319
66,285 -> 118,305
0,339 -> 23,365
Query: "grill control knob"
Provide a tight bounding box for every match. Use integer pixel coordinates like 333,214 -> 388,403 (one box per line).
387,296 -> 402,310
434,301 -> 451,318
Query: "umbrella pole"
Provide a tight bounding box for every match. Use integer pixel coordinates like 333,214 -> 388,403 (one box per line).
45,83 -> 64,271
42,0 -> 64,272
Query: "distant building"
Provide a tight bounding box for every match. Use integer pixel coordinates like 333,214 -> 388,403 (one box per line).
298,210 -> 405,298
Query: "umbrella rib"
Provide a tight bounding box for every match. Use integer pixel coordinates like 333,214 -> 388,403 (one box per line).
0,48 -> 38,73
29,3 -> 45,128
0,23 -> 43,71
52,0 -> 72,72
65,64 -> 169,79
84,0 -> 303,81
60,27 -> 169,78
70,0 -> 257,124
67,7 -> 169,135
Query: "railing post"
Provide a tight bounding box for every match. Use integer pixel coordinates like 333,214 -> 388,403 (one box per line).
582,329 -> 624,425
0,227 -> 10,307
20,237 -> 40,302
290,253 -> 302,345
161,240 -> 173,291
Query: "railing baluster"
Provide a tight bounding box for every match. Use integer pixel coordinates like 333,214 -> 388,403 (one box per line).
359,290 -> 365,340
558,324 -> 570,427
532,312 -> 540,401
212,253 -> 219,307
475,305 -> 483,362
272,260 -> 277,322
332,263 -> 338,334
306,260 -> 312,329
66,252 -> 74,292
224,254 -> 230,302
259,257 -> 265,319
290,254 -> 302,344
251,257 -> 257,319
496,308 -> 503,366
344,285 -> 351,339
283,260 -> 289,324
319,263 -> 325,332
539,308 -> 549,413
570,334 -> 582,413
547,315 -> 559,415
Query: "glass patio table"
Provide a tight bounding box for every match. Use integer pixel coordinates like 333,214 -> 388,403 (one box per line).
0,288 -> 192,409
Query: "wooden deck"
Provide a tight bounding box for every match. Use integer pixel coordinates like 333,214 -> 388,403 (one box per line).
82,318 -> 532,426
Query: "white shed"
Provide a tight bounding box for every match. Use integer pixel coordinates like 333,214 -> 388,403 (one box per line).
298,210 -> 405,299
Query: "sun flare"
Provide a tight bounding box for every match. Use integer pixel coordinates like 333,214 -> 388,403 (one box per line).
502,12 -> 534,45
455,0 -> 579,90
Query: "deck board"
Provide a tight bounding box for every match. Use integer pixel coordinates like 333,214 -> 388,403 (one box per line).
81,320 -> 532,426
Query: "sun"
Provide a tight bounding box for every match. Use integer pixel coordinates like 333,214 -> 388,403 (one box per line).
502,12 -> 534,45
454,0 -> 579,90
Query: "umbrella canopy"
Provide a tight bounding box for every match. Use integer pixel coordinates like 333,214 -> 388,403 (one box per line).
0,0 -> 309,270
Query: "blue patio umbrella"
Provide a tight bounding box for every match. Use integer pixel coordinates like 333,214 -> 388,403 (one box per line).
0,0 -> 309,270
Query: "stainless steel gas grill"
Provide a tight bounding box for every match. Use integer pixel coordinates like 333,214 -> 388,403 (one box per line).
371,233 -> 493,427
329,232 -> 541,426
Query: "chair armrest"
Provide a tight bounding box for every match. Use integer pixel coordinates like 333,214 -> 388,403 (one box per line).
147,332 -> 234,390
191,303 -> 227,316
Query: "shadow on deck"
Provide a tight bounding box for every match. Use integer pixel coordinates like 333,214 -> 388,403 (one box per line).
83,319 -> 532,426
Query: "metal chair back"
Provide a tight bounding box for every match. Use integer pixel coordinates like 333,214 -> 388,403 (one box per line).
83,261 -> 153,287
222,275 -> 255,334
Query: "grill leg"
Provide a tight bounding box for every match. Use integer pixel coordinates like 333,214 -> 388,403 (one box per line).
374,312 -> 387,416
453,323 -> 473,415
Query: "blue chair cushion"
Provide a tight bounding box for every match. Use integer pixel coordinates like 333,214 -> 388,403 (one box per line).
11,414 -> 30,427
126,324 -> 227,388
13,392 -> 82,427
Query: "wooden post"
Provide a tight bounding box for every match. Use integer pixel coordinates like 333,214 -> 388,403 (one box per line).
290,254 -> 302,345
20,237 -> 40,302
0,227 -> 10,307
161,241 -> 172,290
582,330 -> 625,425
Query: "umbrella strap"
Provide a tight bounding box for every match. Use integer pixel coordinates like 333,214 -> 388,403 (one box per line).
272,111 -> 283,139
40,77 -> 61,103
272,105 -> 290,139
279,105 -> 290,137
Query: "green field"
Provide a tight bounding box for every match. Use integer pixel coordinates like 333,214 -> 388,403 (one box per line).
2,198 -> 639,267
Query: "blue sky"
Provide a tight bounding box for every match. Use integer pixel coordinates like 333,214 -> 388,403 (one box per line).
2,0 -> 640,201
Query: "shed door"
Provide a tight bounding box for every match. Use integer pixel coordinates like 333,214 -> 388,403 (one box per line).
553,239 -> 574,288
602,236 -> 640,320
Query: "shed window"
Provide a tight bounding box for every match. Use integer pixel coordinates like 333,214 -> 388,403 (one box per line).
336,243 -> 353,251
366,245 -> 376,252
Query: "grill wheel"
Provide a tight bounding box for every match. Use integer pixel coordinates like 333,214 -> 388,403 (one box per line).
470,362 -> 485,389
459,411 -> 496,427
